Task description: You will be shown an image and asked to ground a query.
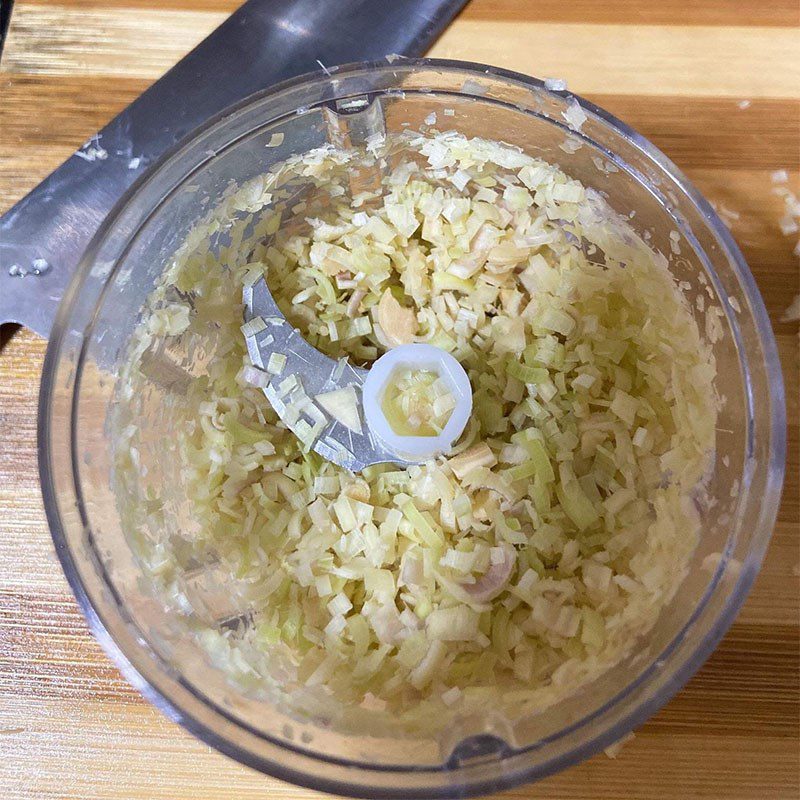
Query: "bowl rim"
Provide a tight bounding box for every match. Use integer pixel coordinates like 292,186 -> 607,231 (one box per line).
38,57 -> 786,798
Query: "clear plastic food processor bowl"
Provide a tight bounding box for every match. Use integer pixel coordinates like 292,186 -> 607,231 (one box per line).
39,60 -> 785,797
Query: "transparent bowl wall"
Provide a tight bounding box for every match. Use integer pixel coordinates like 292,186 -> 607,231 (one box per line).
40,61 -> 785,798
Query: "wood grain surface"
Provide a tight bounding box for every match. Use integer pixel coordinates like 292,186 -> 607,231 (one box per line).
1,1 -> 798,798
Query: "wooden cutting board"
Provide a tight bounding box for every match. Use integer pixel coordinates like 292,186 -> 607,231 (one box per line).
1,1 -> 798,798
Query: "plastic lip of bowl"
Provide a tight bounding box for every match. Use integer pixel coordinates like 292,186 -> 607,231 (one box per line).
37,59 -> 786,799
362,343 -> 473,461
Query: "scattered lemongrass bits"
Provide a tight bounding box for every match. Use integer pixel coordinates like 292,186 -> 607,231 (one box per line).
381,368 -> 455,437
114,128 -> 717,730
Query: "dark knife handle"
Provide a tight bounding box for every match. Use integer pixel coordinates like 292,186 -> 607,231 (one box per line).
0,0 -> 466,337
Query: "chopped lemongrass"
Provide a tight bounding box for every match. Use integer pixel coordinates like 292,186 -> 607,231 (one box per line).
346,316 -> 372,338
441,686 -> 462,705
562,99 -> 588,131
117,127 -> 717,732
240,316 -> 267,337
327,592 -> 353,616
267,352 -> 287,375
242,365 -> 270,388
381,367 -> 454,437
399,498 -> 444,548
426,605 -> 479,641
316,386 -> 362,434
276,374 -> 297,396
610,389 -> 638,426
544,77 -> 568,91
440,548 -> 476,573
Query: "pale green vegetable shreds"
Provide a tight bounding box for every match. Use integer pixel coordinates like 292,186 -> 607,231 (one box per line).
381,368 -> 455,437
114,129 -> 717,731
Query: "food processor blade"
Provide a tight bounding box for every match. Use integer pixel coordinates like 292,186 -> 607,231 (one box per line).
243,276 -> 472,471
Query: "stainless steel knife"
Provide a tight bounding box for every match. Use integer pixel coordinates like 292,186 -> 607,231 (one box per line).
0,0 -> 467,336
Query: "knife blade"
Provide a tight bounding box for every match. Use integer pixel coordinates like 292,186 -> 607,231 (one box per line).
0,0 -> 467,336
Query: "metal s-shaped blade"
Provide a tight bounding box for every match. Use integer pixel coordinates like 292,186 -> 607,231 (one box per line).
0,0 -> 467,337
243,277 -> 474,472
243,275 -> 400,472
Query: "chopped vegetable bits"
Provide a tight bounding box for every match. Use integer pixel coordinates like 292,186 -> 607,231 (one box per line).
381,368 -> 455,437
114,128 -> 717,731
